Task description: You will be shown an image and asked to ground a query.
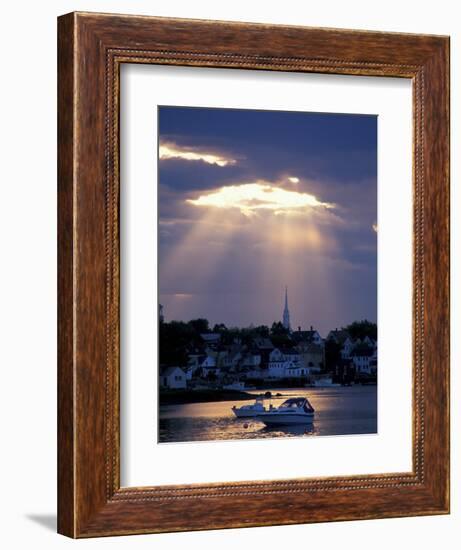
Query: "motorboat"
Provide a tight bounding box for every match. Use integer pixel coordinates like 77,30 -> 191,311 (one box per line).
255,397 -> 314,426
231,396 -> 267,418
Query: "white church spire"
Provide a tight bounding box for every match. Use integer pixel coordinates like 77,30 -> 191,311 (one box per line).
282,286 -> 291,331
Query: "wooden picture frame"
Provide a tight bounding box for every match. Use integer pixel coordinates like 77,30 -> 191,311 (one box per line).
57,12 -> 450,538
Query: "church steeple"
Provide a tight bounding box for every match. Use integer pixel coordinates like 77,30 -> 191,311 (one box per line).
282,286 -> 291,331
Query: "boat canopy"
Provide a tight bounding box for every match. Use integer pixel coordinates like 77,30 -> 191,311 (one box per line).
280,398 -> 307,407
280,397 -> 314,412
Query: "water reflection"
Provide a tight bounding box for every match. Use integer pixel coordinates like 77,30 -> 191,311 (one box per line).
260,423 -> 316,437
159,386 -> 376,443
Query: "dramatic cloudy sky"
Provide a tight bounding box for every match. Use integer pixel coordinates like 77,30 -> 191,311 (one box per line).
158,106 -> 377,336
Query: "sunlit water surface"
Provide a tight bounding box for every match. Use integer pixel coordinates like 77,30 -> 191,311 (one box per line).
159,386 -> 377,443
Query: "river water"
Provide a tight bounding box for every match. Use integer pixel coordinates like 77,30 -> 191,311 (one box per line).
159,385 -> 377,443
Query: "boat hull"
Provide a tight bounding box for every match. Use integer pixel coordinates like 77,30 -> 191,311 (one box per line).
232,408 -> 263,418
256,413 -> 314,426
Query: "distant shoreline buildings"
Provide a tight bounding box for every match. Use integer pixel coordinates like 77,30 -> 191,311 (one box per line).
159,287 -> 377,390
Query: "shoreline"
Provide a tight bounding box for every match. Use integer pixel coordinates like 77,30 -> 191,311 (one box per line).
159,384 -> 376,406
159,389 -> 257,406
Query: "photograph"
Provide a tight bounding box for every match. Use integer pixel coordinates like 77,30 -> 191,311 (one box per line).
157,105 -> 378,443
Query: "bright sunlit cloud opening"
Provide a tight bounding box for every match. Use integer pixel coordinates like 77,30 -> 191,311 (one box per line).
159,141 -> 237,167
186,182 -> 333,216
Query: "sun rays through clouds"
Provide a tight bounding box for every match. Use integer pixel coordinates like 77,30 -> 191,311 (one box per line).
158,106 -> 377,332
186,182 -> 334,216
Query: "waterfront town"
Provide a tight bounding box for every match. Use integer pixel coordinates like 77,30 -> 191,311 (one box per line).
159,288 -> 377,399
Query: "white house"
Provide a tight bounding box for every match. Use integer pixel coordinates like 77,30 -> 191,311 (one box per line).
285,364 -> 309,378
160,367 -> 187,389
269,350 -> 289,378
269,348 -> 283,363
268,348 -> 307,378
223,349 -> 243,369
241,353 -> 261,368
269,348 -> 301,364
369,357 -> 378,375
268,360 -> 310,379
363,336 -> 375,348
327,329 -> 350,346
341,337 -> 355,359
282,349 -> 302,364
305,329 -> 324,347
268,359 -> 294,378
200,355 -> 221,376
351,348 -> 375,374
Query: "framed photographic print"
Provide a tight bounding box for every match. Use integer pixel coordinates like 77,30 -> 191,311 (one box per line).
58,12 -> 450,537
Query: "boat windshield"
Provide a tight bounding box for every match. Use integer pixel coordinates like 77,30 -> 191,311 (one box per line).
279,397 -> 314,412
279,398 -> 306,409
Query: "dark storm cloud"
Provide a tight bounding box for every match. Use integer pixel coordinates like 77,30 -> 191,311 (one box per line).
159,157 -> 244,191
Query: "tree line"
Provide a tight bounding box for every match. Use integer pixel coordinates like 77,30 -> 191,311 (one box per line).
159,317 -> 377,369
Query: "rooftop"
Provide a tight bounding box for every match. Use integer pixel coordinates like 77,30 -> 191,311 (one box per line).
160,366 -> 184,377
327,329 -> 350,345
